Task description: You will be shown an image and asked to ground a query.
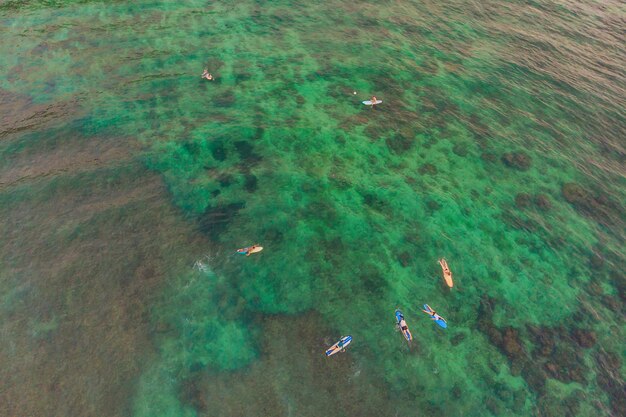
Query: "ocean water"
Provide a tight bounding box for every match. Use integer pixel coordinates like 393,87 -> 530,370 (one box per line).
0,1 -> 624,416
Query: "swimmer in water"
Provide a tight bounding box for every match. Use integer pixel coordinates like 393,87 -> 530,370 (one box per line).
202,68 -> 213,80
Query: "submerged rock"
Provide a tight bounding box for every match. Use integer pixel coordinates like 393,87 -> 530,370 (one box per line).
477,298 -> 527,363
199,201 -> 245,240
601,295 -> 621,313
515,193 -> 532,209
613,270 -> 626,303
363,193 -> 387,212
525,324 -> 591,386
501,151 -> 532,170
450,332 -> 465,346
426,200 -> 441,212
494,383 -> 513,402
526,325 -> 556,357
386,132 -> 414,154
397,251 -> 411,267
481,152 -> 497,163
522,362 -> 548,393
485,397 -> 504,415
244,174 -> 258,192
452,142 -> 468,157
588,249 -> 605,269
595,351 -> 623,385
218,174 -> 235,187
586,280 -> 603,296
561,182 -> 622,226
213,90 -> 236,107
512,390 -> 527,412
545,346 -> 587,384
418,163 -> 438,175
180,374 -> 208,413
234,140 -> 262,164
501,327 -> 525,359
535,391 -> 582,417
571,328 -> 596,348
595,351 -> 626,416
561,182 -> 588,205
535,194 -> 552,210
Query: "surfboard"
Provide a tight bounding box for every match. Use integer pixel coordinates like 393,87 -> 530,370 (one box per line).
434,317 -> 447,328
423,304 -> 447,328
395,309 -> 413,342
236,245 -> 263,255
325,335 -> 352,356
362,100 -> 383,105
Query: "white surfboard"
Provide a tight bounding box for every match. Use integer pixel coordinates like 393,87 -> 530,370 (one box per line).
362,100 -> 383,105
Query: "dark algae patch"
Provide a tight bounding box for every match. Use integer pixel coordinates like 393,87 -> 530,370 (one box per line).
501,151 -> 532,171
1,0 -> 625,417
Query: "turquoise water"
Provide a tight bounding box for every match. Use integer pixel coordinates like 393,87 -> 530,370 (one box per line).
0,1 -> 624,416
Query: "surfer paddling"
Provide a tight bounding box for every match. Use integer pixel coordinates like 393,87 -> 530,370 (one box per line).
245,244 -> 259,256
202,68 -> 213,81
236,244 -> 263,256
398,318 -> 409,333
422,306 -> 445,322
325,336 -> 353,356
438,258 -> 453,288
395,309 -> 412,341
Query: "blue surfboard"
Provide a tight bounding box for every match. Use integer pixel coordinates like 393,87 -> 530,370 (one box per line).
423,304 -> 447,328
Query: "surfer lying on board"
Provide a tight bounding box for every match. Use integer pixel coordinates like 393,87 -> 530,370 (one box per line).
422,306 -> 446,323
338,339 -> 348,352
245,245 -> 259,256
439,258 -> 450,274
438,258 -> 454,287
395,309 -> 413,341
202,68 -> 213,80
398,318 -> 409,332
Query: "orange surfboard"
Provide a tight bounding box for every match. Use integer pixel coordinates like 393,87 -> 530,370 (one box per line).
439,258 -> 454,288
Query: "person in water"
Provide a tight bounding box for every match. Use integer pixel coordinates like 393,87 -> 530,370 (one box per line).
397,316 -> 412,340
202,68 -> 213,80
423,307 -> 446,323
370,96 -> 378,107
439,258 -> 451,274
399,319 -> 408,331
439,258 -> 454,287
